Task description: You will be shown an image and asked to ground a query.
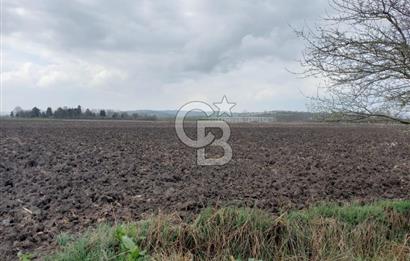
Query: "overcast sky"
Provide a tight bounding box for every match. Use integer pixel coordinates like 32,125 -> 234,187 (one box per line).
2,0 -> 329,113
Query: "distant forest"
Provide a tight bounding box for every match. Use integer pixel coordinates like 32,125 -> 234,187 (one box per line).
10,106 -> 158,120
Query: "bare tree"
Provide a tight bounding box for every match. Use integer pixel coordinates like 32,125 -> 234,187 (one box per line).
298,0 -> 410,124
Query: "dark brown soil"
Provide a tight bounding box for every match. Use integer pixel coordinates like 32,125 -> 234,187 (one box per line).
1,120 -> 409,260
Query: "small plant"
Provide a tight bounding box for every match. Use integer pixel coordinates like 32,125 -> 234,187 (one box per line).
57,232 -> 74,247
17,252 -> 32,261
119,235 -> 147,261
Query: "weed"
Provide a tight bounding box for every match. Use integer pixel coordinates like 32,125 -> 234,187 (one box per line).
17,252 -> 32,261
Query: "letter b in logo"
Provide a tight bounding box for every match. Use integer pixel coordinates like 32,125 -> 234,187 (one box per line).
175,101 -> 232,166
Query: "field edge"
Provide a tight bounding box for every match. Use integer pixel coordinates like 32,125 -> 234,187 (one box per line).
23,199 -> 410,261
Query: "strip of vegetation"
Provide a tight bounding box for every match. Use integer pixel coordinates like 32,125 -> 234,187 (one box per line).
9,106 -> 158,120
37,200 -> 410,260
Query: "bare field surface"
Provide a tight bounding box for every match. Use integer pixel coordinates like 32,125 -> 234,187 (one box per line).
1,120 -> 409,259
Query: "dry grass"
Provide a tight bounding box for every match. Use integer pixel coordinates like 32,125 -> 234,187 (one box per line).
44,200 -> 410,261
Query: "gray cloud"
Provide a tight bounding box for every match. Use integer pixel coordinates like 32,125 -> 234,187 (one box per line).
3,0 -> 328,112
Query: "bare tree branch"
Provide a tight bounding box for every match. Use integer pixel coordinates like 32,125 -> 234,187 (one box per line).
297,0 -> 410,123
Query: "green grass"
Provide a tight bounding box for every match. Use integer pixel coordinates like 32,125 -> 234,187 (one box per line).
287,200 -> 410,225
41,200 -> 410,261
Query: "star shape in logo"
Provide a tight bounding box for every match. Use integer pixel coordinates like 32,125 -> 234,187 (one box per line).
213,95 -> 236,117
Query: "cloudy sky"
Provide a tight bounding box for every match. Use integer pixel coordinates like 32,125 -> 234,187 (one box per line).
2,0 -> 328,113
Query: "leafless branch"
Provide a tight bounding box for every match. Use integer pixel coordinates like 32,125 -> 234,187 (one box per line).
297,0 -> 410,123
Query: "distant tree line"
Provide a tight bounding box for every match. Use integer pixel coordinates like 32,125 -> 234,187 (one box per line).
10,106 -> 157,120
